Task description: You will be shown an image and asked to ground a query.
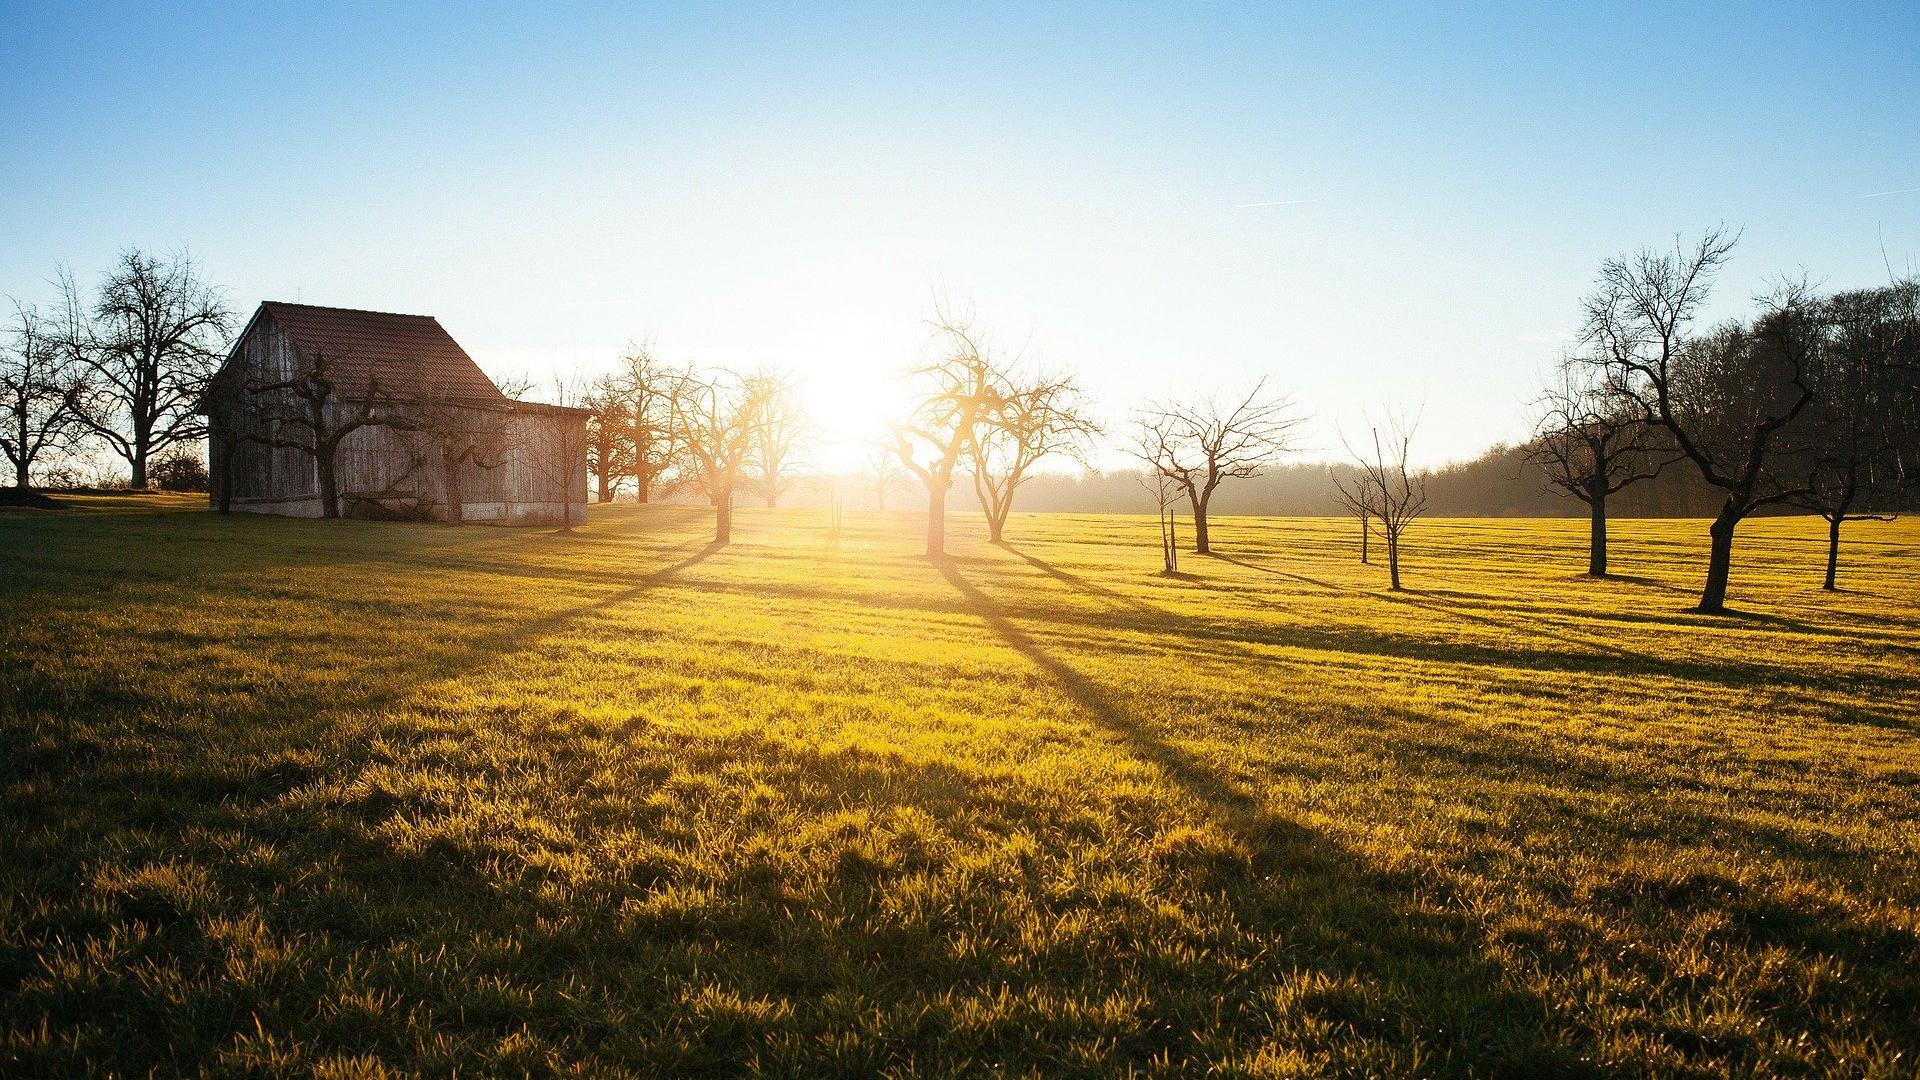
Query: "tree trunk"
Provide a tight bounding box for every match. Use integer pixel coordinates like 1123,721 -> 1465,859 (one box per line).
1697,507 -> 1740,613
130,448 -> 148,489
1359,511 -> 1369,564
1824,514 -> 1842,591
317,452 -> 340,519
765,484 -> 777,509
1587,489 -> 1608,577
443,457 -> 465,526
596,472 -> 611,503
12,457 -> 28,488
926,482 -> 948,558
714,492 -> 732,544
875,485 -> 886,513
1190,494 -> 1211,555
635,468 -> 651,505
1386,533 -> 1402,590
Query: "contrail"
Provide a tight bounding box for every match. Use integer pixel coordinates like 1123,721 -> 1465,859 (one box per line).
1233,198 -> 1311,208
1858,187 -> 1920,199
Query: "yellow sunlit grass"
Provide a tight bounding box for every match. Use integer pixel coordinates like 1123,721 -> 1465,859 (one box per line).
2,495 -> 1916,1075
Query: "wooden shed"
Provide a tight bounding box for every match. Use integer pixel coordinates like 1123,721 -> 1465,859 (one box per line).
203,302 -> 588,525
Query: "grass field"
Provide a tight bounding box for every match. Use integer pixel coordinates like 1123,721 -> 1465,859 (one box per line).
2,495 -> 1918,1077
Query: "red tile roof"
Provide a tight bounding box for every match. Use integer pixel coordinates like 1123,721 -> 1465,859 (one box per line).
256,302 -> 509,403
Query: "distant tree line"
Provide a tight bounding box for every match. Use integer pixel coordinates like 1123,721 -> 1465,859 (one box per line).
8,236 -> 1915,612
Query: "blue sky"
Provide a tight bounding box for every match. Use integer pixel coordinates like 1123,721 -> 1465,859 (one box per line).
5,2 -> 1917,467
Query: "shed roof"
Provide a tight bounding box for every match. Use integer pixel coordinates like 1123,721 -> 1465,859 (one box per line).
255,301 -> 509,403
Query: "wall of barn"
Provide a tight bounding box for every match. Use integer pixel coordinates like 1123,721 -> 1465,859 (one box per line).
209,315 -> 588,525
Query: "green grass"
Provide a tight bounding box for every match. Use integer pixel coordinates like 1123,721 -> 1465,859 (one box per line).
2,495 -> 1917,1077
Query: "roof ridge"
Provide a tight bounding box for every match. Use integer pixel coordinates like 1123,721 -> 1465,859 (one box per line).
263,300 -> 439,320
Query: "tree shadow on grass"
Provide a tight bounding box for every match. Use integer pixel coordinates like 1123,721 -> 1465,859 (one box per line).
934,560 -> 1595,1074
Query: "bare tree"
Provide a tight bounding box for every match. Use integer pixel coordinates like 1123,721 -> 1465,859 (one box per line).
1333,420 -> 1428,591
746,367 -> 808,508
1134,379 -> 1303,554
2,300 -> 88,487
891,315 -> 1004,558
1577,230 -> 1820,612
670,368 -> 766,545
969,373 -> 1100,542
59,250 -> 233,487
584,373 -> 634,503
864,443 -> 902,511
404,381 -> 513,526
619,343 -> 682,504
1790,281 -> 1916,589
1135,439 -> 1184,574
235,348 -> 410,519
1529,366 -> 1673,576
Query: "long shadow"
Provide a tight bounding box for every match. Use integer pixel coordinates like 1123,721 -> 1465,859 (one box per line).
937,561 -> 1255,818
931,560 -> 1591,1073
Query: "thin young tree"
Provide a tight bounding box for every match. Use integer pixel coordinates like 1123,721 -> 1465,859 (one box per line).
968,373 -> 1099,542
1578,230 -> 1821,613
670,368 -> 766,545
1333,420 -> 1428,591
1,301 -> 88,488
1529,366 -> 1673,576
1134,379 -> 1302,554
746,367 -> 808,508
59,250 -> 233,487
891,315 -> 1004,558
240,348 -> 405,519
1790,281 -> 1916,589
1135,436 -> 1184,574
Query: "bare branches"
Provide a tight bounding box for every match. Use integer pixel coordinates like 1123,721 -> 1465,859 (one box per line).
669,366 -> 769,544
1,299 -> 90,487
59,249 -> 234,485
1333,417 -> 1427,590
1131,379 -> 1302,553
969,370 -> 1100,542
745,367 -> 809,508
891,313 -> 1006,557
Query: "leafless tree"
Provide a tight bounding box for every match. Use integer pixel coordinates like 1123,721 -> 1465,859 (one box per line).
1529,365 -> 1674,576
584,373 -> 634,503
2,300 -> 88,487
58,250 -> 233,487
746,367 -> 809,508
891,314 -> 1005,558
1789,281 -> 1917,589
1577,229 -> 1820,612
404,381 -> 513,526
1135,436 -> 1185,574
864,443 -> 902,511
523,375 -> 591,533
1333,420 -> 1428,591
969,372 -> 1099,542
1133,379 -> 1303,554
619,343 -> 683,504
670,367 -> 767,545
232,348 -> 407,519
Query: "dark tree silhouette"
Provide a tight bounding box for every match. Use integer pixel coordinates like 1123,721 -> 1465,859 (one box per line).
1578,230 -> 1821,613
1134,380 -> 1302,554
59,250 -> 233,487
1333,420 -> 1427,591
1530,368 -> 1673,576
671,368 -> 766,545
2,300 -> 88,487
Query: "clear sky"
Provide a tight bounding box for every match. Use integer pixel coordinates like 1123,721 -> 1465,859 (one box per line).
5,2 -> 1917,470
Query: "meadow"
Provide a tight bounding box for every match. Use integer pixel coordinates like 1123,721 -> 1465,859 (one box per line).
2,495 -> 1917,1077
